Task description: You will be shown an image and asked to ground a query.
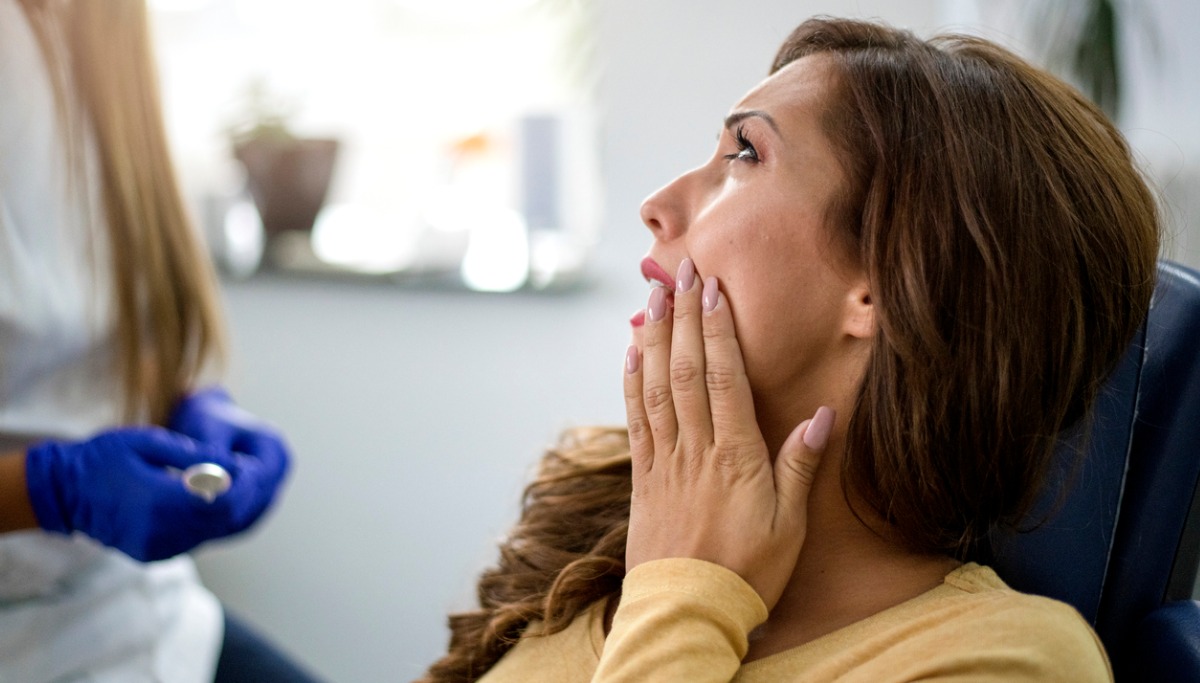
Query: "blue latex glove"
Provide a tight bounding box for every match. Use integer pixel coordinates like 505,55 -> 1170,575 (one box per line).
25,428 -> 269,561
168,385 -> 291,523
169,387 -> 289,463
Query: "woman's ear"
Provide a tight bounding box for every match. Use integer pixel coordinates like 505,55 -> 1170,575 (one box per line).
842,281 -> 875,340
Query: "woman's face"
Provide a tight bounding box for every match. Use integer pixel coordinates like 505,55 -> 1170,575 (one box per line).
636,55 -> 872,429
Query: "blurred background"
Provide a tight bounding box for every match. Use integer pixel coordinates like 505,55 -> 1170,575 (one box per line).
143,0 -> 1200,679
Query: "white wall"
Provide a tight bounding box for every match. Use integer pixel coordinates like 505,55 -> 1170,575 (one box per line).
193,2 -> 937,681
192,0 -> 1200,680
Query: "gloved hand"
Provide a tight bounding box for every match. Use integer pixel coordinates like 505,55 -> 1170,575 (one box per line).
169,387 -> 289,464
168,385 -> 291,525
24,428 -> 272,561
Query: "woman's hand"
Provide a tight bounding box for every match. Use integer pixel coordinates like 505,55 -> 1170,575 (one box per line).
623,258 -> 834,610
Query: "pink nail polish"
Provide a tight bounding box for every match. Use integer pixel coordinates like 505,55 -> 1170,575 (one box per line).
803,407 -> 835,450
648,286 -> 668,322
702,277 -> 719,312
676,258 -> 695,293
626,345 -> 640,374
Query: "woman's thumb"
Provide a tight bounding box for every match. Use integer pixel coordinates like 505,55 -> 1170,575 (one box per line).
775,406 -> 835,518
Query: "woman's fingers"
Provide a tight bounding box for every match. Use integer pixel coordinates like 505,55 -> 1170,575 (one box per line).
774,407 -> 834,528
624,343 -> 653,477
668,258 -> 713,448
640,282 -> 679,456
698,277 -> 760,443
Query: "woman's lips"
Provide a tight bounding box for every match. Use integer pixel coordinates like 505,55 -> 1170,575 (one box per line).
635,257 -> 677,328
640,256 -> 675,289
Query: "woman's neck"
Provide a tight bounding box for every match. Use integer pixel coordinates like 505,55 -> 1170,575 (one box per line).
744,433 -> 961,662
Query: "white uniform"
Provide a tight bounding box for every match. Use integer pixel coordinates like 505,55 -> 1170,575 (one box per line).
0,2 -> 222,680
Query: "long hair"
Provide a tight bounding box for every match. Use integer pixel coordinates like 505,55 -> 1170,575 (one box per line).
417,428 -> 631,682
419,16 -> 1160,682
18,0 -> 227,424
771,18 -> 1159,558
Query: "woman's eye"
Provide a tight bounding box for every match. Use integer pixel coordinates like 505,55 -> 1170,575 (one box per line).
722,125 -> 759,163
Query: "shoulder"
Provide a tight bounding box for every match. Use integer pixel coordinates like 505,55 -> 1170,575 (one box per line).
910,563 -> 1112,680
746,563 -> 1111,683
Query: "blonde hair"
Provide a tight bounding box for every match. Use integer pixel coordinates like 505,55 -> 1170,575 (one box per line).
19,0 -> 227,424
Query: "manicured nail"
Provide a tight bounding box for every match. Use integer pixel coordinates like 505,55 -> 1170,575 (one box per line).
702,276 -> 719,312
803,406 -> 835,450
648,286 -> 668,322
626,345 -> 640,374
676,258 -> 695,293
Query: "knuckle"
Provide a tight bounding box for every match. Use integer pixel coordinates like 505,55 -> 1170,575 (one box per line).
643,383 -> 673,412
711,444 -> 746,472
643,330 -> 670,352
677,450 -> 706,478
705,364 -> 740,394
702,318 -> 728,341
623,379 -> 641,401
626,414 -> 652,443
670,357 -> 703,388
783,457 -> 820,489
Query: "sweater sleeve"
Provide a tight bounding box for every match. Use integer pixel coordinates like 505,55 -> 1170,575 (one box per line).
591,557 -> 769,683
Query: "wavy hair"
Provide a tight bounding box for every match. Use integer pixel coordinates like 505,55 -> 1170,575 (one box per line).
417,428 -> 631,682
419,16 -> 1160,682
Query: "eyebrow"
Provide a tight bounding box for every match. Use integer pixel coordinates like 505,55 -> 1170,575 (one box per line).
724,110 -> 781,136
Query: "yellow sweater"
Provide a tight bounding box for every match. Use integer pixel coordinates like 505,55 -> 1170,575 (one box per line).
480,558 -> 1111,682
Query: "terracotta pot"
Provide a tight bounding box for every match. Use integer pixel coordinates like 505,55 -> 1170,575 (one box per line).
234,137 -> 340,242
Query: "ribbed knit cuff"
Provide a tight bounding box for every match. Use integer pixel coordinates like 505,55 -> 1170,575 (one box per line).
622,558 -> 769,639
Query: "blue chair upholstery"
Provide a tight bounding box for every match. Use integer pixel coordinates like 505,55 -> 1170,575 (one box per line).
989,260 -> 1200,680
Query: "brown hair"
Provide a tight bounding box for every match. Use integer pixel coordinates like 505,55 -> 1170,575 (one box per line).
418,428 -> 631,682
19,0 -> 227,424
419,16 -> 1159,681
771,18 -> 1159,557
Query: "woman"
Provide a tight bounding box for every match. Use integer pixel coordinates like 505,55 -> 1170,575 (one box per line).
0,0 -> 314,680
420,16 -> 1159,682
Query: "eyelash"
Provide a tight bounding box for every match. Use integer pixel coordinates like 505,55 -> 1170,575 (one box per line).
723,124 -> 759,163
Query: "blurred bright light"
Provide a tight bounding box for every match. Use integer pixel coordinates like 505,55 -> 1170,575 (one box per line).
311,203 -> 416,274
149,0 -> 213,11
390,0 -> 540,22
222,199 -> 265,278
528,231 -> 584,289
460,210 -> 530,292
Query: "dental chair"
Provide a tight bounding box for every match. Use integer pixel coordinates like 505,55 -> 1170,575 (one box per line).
989,260 -> 1200,681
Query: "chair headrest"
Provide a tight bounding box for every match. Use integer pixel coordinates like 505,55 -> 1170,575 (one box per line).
990,260 -> 1200,670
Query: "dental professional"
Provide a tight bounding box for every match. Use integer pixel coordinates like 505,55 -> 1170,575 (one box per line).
0,0 -> 317,680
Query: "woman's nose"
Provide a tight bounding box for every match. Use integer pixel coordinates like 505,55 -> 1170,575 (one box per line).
640,171 -> 693,241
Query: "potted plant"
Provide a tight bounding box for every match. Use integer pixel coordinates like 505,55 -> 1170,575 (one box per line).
226,79 -> 340,258
1026,0 -> 1157,122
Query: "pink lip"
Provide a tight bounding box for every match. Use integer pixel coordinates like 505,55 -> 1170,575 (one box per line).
640,256 -> 675,289
636,256 -> 676,328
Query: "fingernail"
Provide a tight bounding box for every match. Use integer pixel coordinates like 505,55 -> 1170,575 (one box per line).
676,258 -> 695,293
803,407 -> 835,450
626,345 -> 640,374
702,276 -> 719,312
648,286 -> 668,322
